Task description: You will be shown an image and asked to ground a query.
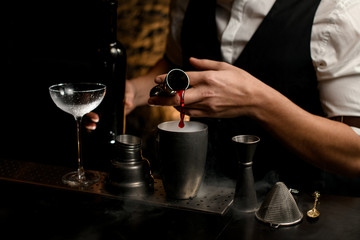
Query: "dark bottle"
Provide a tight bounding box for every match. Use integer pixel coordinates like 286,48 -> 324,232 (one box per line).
95,0 -> 127,146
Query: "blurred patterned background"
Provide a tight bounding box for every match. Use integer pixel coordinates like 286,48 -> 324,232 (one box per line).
116,0 -> 176,167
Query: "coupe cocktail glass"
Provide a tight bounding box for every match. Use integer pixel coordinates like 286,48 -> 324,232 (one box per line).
49,83 -> 106,187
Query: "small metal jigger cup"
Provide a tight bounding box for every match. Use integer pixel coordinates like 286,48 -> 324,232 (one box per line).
232,135 -> 260,212
150,68 -> 190,97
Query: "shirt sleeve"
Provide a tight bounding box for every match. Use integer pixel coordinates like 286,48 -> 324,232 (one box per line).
311,0 -> 360,119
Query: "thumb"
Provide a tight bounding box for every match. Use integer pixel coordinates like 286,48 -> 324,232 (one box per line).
189,57 -> 228,71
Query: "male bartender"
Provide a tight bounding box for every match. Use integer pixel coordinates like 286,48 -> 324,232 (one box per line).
87,0 -> 360,194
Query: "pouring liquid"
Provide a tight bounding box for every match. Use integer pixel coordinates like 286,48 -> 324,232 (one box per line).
177,90 -> 185,128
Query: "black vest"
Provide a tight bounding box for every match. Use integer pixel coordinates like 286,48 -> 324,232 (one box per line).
180,0 -> 325,191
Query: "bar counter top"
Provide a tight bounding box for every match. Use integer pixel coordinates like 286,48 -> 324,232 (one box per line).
1,159 -> 359,240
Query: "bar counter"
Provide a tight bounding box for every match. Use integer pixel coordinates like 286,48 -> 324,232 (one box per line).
1,158 -> 359,240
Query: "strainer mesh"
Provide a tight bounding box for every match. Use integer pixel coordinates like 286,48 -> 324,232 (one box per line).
255,182 -> 303,226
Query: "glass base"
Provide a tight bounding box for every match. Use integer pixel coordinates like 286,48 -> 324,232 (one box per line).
62,171 -> 100,187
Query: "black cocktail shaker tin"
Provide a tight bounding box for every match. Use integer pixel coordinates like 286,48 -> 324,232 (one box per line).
106,134 -> 154,196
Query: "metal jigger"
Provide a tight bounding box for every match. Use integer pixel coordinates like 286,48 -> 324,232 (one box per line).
149,68 -> 189,97
232,135 -> 260,212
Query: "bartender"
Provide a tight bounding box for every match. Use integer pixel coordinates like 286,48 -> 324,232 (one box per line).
87,0 -> 360,194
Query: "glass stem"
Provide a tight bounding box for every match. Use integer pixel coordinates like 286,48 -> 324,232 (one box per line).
76,117 -> 85,181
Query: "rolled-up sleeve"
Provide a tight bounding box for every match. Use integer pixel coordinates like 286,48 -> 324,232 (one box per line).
311,0 -> 360,133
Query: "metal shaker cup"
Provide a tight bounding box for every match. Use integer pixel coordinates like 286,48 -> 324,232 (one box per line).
157,121 -> 208,199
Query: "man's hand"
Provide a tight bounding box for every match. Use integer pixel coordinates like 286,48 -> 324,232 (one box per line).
148,57 -> 269,119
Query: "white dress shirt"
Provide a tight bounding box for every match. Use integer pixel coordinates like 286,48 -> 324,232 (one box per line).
166,0 -> 360,134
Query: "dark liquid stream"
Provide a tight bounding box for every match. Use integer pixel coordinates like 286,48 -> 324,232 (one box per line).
177,90 -> 185,128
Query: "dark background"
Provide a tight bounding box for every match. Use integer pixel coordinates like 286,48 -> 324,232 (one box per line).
5,0 -> 172,171
6,0 -> 100,166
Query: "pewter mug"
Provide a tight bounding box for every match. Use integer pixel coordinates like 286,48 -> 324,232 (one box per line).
157,121 -> 208,199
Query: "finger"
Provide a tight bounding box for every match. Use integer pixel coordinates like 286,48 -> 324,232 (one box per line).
124,94 -> 135,115
83,112 -> 99,131
124,102 -> 134,115
189,57 -> 229,71
85,122 -> 97,131
86,112 -> 99,123
174,106 -> 210,118
185,58 -> 230,86
154,74 -> 167,84
182,81 -> 217,107
185,71 -> 206,86
148,86 -> 204,107
148,95 -> 179,106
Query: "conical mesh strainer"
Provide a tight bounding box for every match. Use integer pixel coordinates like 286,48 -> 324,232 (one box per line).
255,182 -> 303,228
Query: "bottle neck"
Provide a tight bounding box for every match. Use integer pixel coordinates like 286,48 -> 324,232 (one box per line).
106,0 -> 118,43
